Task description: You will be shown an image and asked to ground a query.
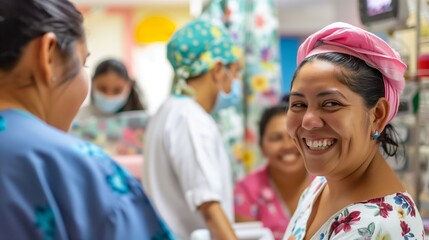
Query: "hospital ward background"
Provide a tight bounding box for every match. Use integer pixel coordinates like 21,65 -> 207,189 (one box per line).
68,0 -> 429,238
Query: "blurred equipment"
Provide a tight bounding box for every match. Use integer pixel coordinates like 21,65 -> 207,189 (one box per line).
71,111 -> 149,155
359,0 -> 409,31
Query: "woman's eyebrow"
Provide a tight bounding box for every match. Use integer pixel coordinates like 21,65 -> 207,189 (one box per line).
289,90 -> 347,100
289,92 -> 304,98
317,90 -> 347,100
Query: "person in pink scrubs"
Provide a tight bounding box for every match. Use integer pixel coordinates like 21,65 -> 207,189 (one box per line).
234,96 -> 311,240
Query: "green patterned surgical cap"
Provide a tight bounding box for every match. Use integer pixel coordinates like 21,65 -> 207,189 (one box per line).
167,18 -> 241,95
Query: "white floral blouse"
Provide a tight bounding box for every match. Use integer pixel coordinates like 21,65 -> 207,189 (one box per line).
283,177 -> 425,240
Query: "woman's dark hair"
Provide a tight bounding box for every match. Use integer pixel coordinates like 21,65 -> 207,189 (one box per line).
258,101 -> 289,146
292,52 -> 399,157
92,59 -> 145,112
0,0 -> 84,80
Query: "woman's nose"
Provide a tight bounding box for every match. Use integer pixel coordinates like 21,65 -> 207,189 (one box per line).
301,109 -> 324,130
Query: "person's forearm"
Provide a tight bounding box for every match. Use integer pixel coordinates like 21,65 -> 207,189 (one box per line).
235,214 -> 257,223
198,201 -> 238,240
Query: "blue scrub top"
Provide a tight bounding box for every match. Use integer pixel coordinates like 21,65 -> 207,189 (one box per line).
0,109 -> 176,240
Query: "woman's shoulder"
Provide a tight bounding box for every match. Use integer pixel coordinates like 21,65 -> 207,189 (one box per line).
326,192 -> 424,239
159,96 -> 217,131
355,192 -> 422,223
0,109 -> 150,212
0,109 -> 80,148
0,111 -> 147,210
0,109 -> 119,180
300,176 -> 327,199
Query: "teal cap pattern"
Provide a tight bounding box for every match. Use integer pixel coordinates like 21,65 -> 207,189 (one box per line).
167,19 -> 241,95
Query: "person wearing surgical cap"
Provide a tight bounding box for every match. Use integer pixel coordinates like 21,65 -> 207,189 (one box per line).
143,18 -> 241,239
283,22 -> 424,239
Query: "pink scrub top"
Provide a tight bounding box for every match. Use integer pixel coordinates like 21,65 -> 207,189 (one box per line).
234,165 -> 291,240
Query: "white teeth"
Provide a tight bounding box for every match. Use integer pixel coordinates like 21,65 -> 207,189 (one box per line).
305,139 -> 335,150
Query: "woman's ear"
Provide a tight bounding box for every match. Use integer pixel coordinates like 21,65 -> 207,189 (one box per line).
37,33 -> 58,87
371,97 -> 390,132
211,61 -> 224,85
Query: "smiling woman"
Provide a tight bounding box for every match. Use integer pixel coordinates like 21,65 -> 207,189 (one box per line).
283,22 -> 424,240
234,100 -> 311,240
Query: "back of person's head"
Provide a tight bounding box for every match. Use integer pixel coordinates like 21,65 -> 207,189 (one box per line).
166,19 -> 241,95
258,101 -> 288,146
294,22 -> 405,157
91,59 -> 145,113
280,93 -> 290,105
0,0 -> 84,76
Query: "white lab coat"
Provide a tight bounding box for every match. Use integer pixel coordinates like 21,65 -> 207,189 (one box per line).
143,96 -> 233,239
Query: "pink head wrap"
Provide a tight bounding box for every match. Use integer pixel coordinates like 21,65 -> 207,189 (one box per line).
297,22 -> 406,123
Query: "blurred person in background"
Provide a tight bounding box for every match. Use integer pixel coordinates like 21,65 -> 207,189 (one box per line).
234,95 -> 311,240
75,58 -> 145,122
0,0 -> 174,239
143,18 -> 242,240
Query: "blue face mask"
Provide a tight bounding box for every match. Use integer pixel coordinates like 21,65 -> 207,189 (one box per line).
93,90 -> 128,114
212,79 -> 242,113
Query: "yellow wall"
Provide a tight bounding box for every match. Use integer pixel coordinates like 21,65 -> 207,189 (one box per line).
81,6 -> 191,76
132,6 -> 191,32
84,11 -> 125,76
78,6 -> 192,110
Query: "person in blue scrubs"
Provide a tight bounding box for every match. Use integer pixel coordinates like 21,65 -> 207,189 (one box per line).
0,0 -> 175,239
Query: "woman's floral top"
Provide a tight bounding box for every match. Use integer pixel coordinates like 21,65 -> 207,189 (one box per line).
283,177 -> 425,240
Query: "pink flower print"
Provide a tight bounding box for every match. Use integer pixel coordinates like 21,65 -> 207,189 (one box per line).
255,14 -> 266,28
261,89 -> 279,105
400,220 -> 416,239
267,203 -> 277,215
330,210 -> 361,235
123,127 -> 136,143
402,194 -> 416,217
245,128 -> 257,144
250,204 -> 258,218
234,194 -> 244,206
378,203 -> 393,218
401,221 -> 411,236
367,197 -> 393,218
274,231 -> 283,239
261,187 -> 274,201
314,180 -> 325,194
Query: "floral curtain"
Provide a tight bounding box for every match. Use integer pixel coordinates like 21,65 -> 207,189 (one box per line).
242,0 -> 281,173
201,0 -> 281,179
